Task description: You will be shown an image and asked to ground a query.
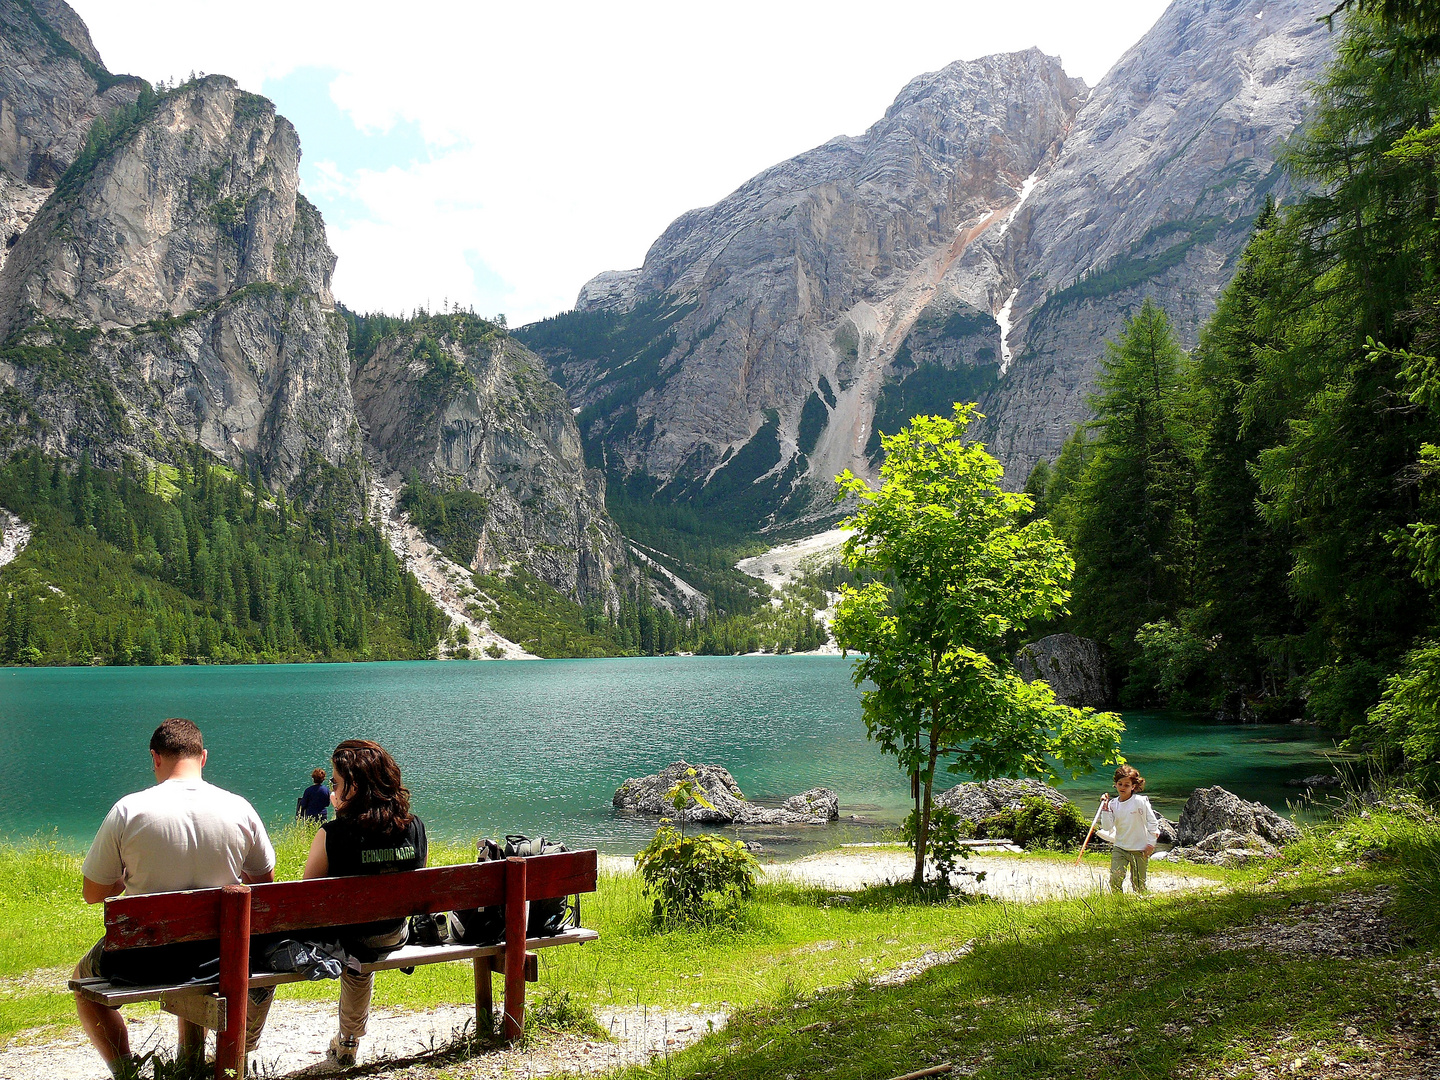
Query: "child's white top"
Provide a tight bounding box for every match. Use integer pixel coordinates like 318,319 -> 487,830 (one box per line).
1098,793 -> 1160,852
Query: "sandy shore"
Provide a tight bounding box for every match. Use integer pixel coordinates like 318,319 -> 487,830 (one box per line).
760,846 -> 1214,900
608,845 -> 1213,900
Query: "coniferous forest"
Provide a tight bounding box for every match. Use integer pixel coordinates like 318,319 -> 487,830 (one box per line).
1024,7 -> 1440,789
0,448 -> 447,664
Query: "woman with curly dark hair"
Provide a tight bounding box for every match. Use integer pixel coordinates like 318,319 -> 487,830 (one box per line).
302,740 -> 427,1068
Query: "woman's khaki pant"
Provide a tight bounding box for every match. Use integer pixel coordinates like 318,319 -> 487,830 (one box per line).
338,924 -> 408,1038
1110,848 -> 1149,894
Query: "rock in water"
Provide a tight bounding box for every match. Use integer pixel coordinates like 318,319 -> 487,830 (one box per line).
1014,634 -> 1112,707
613,761 -> 746,823
1175,786 -> 1300,849
783,788 -> 840,821
613,762 -> 839,825
1285,774 -> 1342,788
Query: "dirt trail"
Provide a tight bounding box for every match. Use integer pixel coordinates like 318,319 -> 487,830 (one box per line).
0,1001 -> 726,1080
761,847 -> 1215,901
367,471 -> 534,660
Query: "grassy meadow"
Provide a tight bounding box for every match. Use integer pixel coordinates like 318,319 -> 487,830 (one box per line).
1,801 -> 1437,1078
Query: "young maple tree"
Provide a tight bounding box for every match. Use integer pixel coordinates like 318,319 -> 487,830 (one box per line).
833,404 -> 1124,886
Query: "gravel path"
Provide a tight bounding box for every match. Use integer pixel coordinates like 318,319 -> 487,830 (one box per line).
761,847 -> 1216,899
0,1001 -> 728,1080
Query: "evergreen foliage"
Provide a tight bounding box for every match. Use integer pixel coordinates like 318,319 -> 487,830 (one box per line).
0,449 -> 446,665
398,476 -> 489,567
1027,11 -> 1440,783
1067,300 -> 1197,666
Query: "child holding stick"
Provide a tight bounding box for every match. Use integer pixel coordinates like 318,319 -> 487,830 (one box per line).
1099,764 -> 1160,894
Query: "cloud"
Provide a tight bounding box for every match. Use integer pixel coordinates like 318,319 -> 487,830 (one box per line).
68,0 -> 1171,324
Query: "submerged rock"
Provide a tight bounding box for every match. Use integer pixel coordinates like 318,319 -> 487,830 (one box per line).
1173,785 -> 1300,861
613,761 -> 839,825
1286,774 -> 1342,789
1014,634 -> 1112,708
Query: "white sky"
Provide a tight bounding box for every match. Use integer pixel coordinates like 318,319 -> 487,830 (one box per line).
67,1 -> 1172,325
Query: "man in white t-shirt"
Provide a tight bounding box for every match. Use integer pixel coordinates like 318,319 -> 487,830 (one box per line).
74,718 -> 277,1078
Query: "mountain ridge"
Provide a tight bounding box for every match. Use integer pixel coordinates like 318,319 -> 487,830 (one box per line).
0,0 -> 633,622
536,0 -> 1335,519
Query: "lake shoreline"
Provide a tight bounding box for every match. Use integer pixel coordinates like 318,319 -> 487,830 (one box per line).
0,657 -> 1339,850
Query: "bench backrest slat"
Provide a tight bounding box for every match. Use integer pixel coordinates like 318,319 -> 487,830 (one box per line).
105,849 -> 599,950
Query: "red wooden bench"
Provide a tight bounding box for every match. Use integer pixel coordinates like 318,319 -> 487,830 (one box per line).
68,851 -> 599,1079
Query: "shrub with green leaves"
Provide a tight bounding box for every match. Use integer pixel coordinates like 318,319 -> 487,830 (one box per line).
902,804 -> 971,884
635,826 -> 759,927
976,796 -> 1089,850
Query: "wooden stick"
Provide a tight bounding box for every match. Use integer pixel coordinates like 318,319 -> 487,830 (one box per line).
884,1064 -> 953,1080
1075,799 -> 1106,866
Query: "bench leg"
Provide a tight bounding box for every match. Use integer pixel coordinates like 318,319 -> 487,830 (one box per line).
177,1018 -> 205,1069
503,857 -> 527,1041
473,957 -> 493,1037
216,885 -> 251,1080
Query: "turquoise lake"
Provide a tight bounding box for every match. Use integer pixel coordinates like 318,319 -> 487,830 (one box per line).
0,656 -> 1340,855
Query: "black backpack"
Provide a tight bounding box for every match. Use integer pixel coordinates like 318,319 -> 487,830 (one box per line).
445,835 -> 576,945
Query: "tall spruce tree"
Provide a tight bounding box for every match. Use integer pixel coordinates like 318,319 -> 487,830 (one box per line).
1189,201 -> 1303,708
1069,300 -> 1197,661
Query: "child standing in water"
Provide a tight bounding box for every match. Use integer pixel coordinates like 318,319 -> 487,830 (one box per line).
1099,764 -> 1160,894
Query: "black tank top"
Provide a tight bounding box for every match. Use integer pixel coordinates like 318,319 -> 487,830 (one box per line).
319,816 -> 427,947
322,816 -> 427,878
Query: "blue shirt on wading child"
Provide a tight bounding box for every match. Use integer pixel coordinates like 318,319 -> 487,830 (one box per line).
1099,764 -> 1160,894
296,767 -> 332,821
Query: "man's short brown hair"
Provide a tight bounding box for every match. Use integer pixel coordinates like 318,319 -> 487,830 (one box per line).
150,717 -> 204,759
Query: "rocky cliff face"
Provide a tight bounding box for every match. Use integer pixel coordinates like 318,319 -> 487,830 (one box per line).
351,314 -> 627,605
525,49 -> 1085,525
979,0 -> 1333,483
0,0 -> 138,272
0,1 -> 630,610
539,0 -> 1335,516
0,75 -> 360,488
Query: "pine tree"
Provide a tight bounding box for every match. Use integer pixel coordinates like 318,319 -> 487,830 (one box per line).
1069,300 -> 1197,658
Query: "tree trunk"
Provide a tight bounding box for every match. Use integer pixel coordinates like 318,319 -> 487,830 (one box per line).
912,723 -> 940,887
910,768 -> 923,886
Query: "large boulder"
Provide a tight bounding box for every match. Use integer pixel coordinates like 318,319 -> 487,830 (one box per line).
613,761 -> 839,825
1014,634 -> 1112,708
1175,786 -> 1300,848
933,778 -> 1071,822
936,777 -> 1178,844
783,788 -> 839,821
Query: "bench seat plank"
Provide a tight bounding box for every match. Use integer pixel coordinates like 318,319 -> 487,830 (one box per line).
67,928 -> 599,1006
